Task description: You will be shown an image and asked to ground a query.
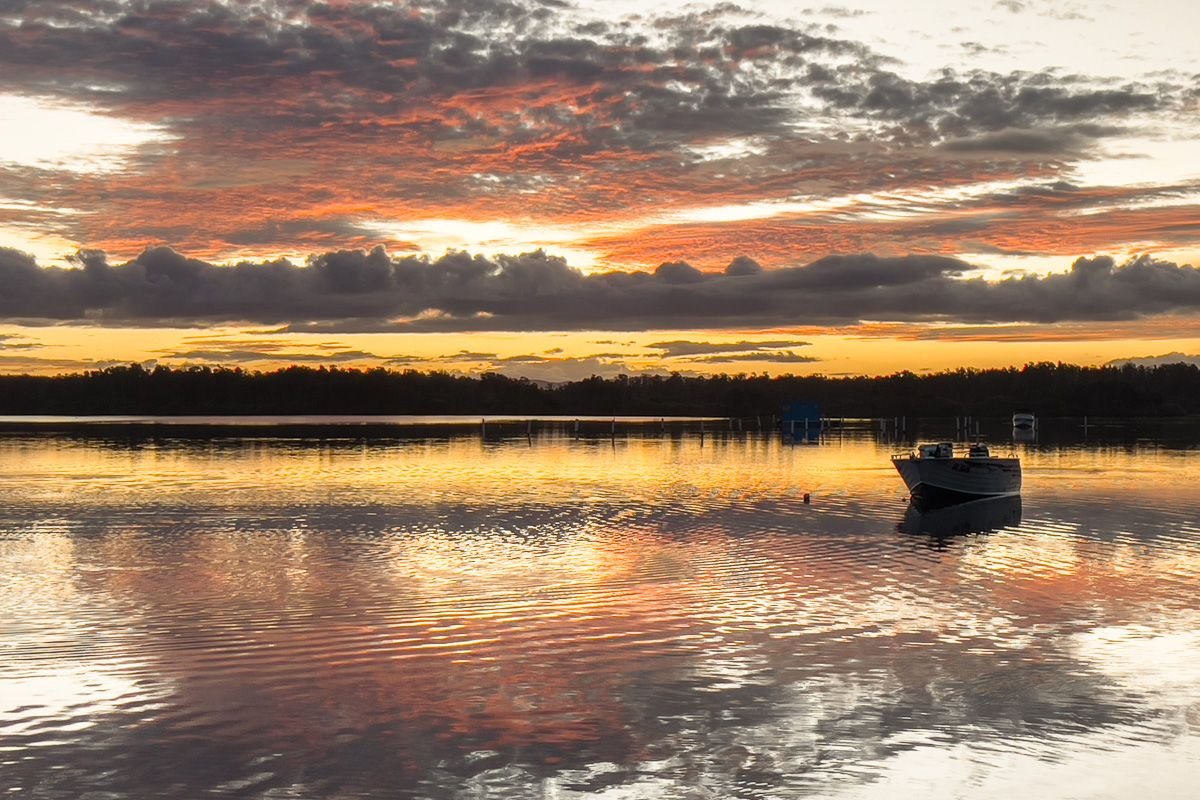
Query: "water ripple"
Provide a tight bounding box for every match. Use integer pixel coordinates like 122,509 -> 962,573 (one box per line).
2,429 -> 1199,798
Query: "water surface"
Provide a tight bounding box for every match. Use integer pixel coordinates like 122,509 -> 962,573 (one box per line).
2,423 -> 1198,798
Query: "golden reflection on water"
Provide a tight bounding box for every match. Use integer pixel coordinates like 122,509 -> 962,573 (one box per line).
1,428 -> 1199,797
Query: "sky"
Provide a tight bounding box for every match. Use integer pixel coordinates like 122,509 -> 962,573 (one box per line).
1,0 -> 1199,379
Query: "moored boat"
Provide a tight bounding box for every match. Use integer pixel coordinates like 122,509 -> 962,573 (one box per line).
891,442 -> 1021,504
1012,411 -> 1036,430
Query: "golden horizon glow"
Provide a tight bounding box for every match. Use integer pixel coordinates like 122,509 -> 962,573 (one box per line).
3,323 -> 1200,379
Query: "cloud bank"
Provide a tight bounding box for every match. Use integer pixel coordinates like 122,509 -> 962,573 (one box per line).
2,246 -> 1199,332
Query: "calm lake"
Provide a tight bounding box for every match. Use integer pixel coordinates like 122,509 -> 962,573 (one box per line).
2,419 -> 1199,799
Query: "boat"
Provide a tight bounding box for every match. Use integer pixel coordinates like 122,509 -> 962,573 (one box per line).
1012,411 -> 1036,430
891,442 -> 1021,504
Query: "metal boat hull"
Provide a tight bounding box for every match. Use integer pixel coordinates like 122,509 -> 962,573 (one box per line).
892,456 -> 1021,503
1012,413 -> 1036,430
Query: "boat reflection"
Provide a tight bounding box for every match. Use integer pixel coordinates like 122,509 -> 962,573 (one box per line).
898,494 -> 1023,541
1013,426 -> 1037,444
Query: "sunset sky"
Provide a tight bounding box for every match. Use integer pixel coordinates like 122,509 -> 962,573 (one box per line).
1,0 -> 1199,379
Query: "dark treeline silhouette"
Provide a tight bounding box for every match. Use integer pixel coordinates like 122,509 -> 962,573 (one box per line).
0,361 -> 1198,417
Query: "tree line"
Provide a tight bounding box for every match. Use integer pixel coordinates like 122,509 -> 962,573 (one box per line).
0,361 -> 1196,417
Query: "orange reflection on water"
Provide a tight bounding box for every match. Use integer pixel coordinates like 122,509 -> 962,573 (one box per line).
2,428 -> 1200,794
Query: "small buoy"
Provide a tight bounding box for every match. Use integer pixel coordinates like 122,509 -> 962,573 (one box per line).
802,493 -> 811,504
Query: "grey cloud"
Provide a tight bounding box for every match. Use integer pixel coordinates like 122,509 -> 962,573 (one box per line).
0,0 -> 1176,162
8,245 -> 1200,332
438,351 -> 501,362
724,256 -> 764,276
1106,352 -> 1200,368
170,336 -> 352,351
0,1 -> 804,146
654,261 -> 706,285
938,125 -> 1119,155
689,352 -> 821,363
722,23 -> 869,61
222,218 -> 383,248
913,178 -> 1200,226
810,7 -> 868,19
161,348 -> 384,364
0,0 -> 1193,264
647,340 -> 812,357
0,333 -> 41,349
0,353 -> 121,371
759,253 -> 975,290
813,68 -> 1165,140
999,0 -> 1092,22
960,42 -> 1004,57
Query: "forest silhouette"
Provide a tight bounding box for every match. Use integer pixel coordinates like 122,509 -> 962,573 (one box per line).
0,361 -> 1197,417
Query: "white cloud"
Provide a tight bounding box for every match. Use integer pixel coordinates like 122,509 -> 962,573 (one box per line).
0,94 -> 173,174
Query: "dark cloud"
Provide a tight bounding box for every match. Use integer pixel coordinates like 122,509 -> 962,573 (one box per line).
160,348 -> 383,364
647,340 -> 813,357
0,1 -> 1179,157
689,352 -> 821,363
0,0 -> 1192,268
960,41 -> 1004,57
0,333 -> 41,350
0,354 -> 121,371
938,124 -> 1120,155
5,246 -> 1200,332
654,261 -> 706,285
438,350 -> 501,362
763,253 -> 975,290
724,256 -> 764,276
812,68 -> 1165,141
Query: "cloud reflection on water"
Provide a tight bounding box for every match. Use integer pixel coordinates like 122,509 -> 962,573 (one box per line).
0,428 -> 1198,797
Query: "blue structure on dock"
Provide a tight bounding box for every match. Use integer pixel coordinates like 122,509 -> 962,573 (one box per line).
781,402 -> 822,443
